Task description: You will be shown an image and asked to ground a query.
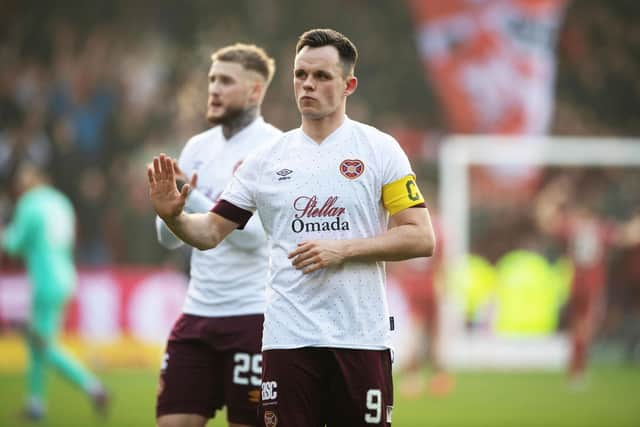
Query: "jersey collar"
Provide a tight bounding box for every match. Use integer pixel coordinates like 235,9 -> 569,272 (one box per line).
299,116 -> 352,147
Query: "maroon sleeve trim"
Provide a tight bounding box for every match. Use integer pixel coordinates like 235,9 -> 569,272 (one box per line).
211,199 -> 253,230
410,202 -> 426,208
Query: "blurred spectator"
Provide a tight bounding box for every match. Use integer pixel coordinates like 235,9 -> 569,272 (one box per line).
554,0 -> 640,135
75,166 -> 110,265
534,174 -> 640,384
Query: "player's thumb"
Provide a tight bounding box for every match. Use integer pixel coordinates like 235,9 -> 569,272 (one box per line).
180,183 -> 191,199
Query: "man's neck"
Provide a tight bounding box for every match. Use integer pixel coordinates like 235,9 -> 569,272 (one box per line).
301,112 -> 346,144
222,106 -> 259,140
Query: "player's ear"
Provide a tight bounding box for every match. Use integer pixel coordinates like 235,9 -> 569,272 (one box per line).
345,76 -> 357,96
249,81 -> 265,104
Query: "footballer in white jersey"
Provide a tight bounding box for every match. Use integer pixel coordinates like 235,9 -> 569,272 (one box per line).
156,117 -> 281,317
218,117 -> 420,350
154,44 -> 280,427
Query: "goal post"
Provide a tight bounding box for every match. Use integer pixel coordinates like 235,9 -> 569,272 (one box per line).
436,136 -> 640,368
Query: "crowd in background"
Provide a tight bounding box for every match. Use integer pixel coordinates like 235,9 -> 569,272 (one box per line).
1,1 -> 639,340
0,0 -> 434,267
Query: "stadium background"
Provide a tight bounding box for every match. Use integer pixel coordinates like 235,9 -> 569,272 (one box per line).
1,0 -> 639,425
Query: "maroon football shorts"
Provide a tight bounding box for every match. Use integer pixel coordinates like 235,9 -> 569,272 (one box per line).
156,313 -> 264,425
259,347 -> 393,427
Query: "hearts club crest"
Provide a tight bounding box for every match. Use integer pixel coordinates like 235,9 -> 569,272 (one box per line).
339,159 -> 365,180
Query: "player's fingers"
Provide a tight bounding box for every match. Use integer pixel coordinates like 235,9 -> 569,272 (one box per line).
147,166 -> 155,185
302,258 -> 323,274
289,241 -> 317,259
294,253 -> 319,270
153,157 -> 161,178
291,249 -> 314,266
158,154 -> 167,180
288,244 -> 306,259
291,254 -> 308,268
165,156 -> 175,181
160,154 -> 168,180
302,266 -> 316,274
180,183 -> 190,200
160,153 -> 171,180
191,173 -> 198,188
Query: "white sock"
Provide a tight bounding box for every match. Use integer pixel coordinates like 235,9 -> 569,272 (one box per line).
85,380 -> 103,395
27,396 -> 45,413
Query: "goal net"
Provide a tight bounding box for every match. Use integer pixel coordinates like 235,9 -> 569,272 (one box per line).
437,136 -> 640,368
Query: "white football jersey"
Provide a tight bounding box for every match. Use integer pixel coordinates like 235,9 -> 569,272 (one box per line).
161,117 -> 281,317
220,118 -> 421,350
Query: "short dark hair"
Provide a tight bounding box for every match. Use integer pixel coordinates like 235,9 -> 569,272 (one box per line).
211,43 -> 276,84
296,28 -> 358,75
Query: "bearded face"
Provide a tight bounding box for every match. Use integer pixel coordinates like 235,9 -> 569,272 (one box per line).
206,61 -> 258,126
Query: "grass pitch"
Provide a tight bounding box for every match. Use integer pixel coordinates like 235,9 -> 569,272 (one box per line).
0,366 -> 638,426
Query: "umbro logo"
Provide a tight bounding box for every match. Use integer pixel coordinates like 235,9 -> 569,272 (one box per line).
276,168 -> 293,181
277,168 -> 293,176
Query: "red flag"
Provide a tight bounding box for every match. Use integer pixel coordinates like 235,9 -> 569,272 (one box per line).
407,0 -> 568,135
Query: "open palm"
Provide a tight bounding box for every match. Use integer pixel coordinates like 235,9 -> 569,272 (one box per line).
147,154 -> 189,221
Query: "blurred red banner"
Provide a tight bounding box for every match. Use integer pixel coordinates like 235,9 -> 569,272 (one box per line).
407,0 -> 568,134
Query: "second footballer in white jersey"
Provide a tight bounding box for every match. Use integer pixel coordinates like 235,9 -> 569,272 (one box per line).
154,44 -> 280,427
148,29 -> 435,426
156,117 -> 280,317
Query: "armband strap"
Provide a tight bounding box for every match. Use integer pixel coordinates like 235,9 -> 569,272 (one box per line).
211,199 -> 252,229
382,174 -> 425,215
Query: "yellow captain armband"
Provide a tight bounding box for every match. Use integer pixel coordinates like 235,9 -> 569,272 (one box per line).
382,174 -> 425,215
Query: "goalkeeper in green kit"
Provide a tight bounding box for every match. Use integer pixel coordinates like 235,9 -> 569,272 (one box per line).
1,160 -> 109,421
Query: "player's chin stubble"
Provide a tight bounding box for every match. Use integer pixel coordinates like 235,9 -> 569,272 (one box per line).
209,105 -> 258,139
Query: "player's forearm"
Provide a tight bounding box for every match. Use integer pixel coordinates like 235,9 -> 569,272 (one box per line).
162,212 -> 222,251
343,222 -> 435,262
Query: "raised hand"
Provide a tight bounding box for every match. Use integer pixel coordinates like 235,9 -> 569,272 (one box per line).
147,154 -> 190,221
